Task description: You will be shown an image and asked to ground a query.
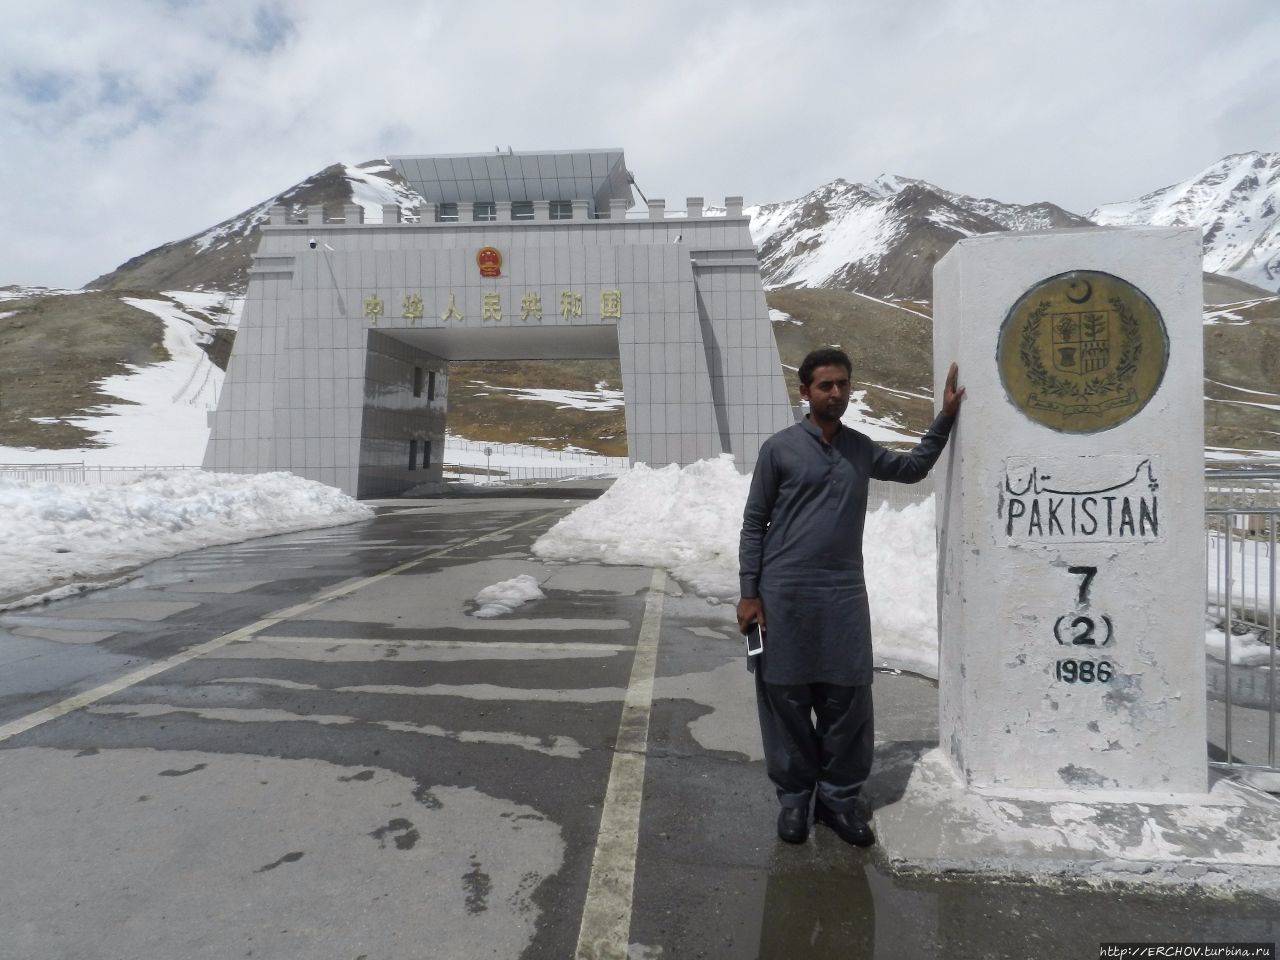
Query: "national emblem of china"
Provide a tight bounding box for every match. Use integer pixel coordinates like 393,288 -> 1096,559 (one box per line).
476,246 -> 502,277
996,270 -> 1169,434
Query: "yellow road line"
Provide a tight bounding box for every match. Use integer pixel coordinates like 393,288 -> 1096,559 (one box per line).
244,637 -> 631,651
574,568 -> 666,960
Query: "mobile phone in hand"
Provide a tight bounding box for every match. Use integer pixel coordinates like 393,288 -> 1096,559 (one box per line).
745,620 -> 764,657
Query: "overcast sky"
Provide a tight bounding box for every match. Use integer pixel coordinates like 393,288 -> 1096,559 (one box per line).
3,0 -> 1277,289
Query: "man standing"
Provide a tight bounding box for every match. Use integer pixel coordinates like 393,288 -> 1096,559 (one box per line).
737,347 -> 963,846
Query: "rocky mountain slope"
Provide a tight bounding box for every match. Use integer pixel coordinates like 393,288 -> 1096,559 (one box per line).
87,161 -> 421,293
1090,151 -> 1280,294
749,176 -> 1091,300
87,152 -> 1280,302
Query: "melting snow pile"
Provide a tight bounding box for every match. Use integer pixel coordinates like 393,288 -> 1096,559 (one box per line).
532,456 -> 943,677
533,455 -> 752,601
470,574 -> 546,618
0,471 -> 373,606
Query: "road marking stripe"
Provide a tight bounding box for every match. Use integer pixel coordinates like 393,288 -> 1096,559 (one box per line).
244,637 -> 632,651
0,511 -> 560,745
574,568 -> 666,960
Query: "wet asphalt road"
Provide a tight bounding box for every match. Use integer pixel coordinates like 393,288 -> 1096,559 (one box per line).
0,495 -> 1276,960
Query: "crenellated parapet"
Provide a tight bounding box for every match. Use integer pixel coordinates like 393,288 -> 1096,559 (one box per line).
266,196 -> 749,227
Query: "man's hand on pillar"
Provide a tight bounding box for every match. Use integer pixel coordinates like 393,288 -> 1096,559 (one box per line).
942,362 -> 965,418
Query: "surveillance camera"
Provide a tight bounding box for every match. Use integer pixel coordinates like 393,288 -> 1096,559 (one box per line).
308,238 -> 317,249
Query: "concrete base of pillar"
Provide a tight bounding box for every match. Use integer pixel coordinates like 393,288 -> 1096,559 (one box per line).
870,746 -> 1280,895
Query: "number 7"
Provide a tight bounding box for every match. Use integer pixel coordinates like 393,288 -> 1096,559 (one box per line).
1067,565 -> 1097,606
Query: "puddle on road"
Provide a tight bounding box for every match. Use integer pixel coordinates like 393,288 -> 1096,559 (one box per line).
738,857 -> 1280,960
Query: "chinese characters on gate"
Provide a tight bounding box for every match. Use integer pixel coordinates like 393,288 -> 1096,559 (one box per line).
361,289 -> 623,326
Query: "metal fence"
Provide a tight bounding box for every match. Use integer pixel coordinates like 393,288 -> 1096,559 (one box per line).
443,464 -> 624,483
440,438 -> 630,484
0,463 -> 204,485
0,462 -> 87,484
1205,471 -> 1280,780
444,437 -> 627,469
869,476 -> 935,511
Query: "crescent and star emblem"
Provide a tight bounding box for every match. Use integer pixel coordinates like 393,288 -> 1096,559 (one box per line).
996,270 -> 1169,434
1065,278 -> 1093,304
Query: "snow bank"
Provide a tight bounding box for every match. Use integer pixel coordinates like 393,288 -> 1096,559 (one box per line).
1205,624 -> 1276,667
532,455 -> 751,601
532,456 -> 943,676
471,575 -> 545,618
0,471 -> 373,607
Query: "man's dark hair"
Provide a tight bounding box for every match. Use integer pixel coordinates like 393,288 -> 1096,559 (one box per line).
798,347 -> 853,387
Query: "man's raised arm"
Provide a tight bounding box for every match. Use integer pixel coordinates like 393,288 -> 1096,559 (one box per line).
870,362 -> 964,484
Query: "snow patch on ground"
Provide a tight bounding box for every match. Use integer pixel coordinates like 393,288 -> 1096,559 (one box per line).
532,455 -> 942,676
344,162 -> 427,222
840,393 -> 923,444
1205,624 -> 1275,667
0,286 -> 85,301
471,575 -> 545,618
464,380 -> 625,412
0,472 -> 373,607
191,200 -> 274,254
533,456 -> 750,601
0,295 -> 232,467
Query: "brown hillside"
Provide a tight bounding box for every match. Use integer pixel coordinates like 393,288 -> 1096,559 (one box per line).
86,164 -> 358,294
0,292 -> 167,448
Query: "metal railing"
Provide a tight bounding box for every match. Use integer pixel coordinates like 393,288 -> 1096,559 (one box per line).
1206,474 -> 1279,779
443,464 -> 624,483
0,462 -> 87,484
443,437 -> 628,469
441,438 -> 629,484
0,463 -> 201,485
869,476 -> 935,510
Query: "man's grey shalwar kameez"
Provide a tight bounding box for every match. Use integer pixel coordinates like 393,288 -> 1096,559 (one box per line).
739,413 -> 954,811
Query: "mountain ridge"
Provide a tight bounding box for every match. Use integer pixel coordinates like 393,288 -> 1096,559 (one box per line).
87,161 -> 420,294
86,151 -> 1280,300
1089,151 -> 1280,293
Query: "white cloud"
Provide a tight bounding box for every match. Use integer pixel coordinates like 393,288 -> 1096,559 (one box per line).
1,0 -> 1277,287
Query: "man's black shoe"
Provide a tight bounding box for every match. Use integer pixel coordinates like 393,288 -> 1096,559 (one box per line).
814,801 -> 874,847
776,806 -> 809,843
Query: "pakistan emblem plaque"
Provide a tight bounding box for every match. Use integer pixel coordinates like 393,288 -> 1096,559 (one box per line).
996,270 -> 1169,434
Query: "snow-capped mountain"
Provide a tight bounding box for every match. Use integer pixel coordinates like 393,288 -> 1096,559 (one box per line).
86,152 -> 1280,301
749,175 -> 1091,300
88,161 -> 423,293
1090,152 -> 1280,293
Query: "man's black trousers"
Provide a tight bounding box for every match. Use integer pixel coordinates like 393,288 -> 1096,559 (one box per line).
754,673 -> 873,813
